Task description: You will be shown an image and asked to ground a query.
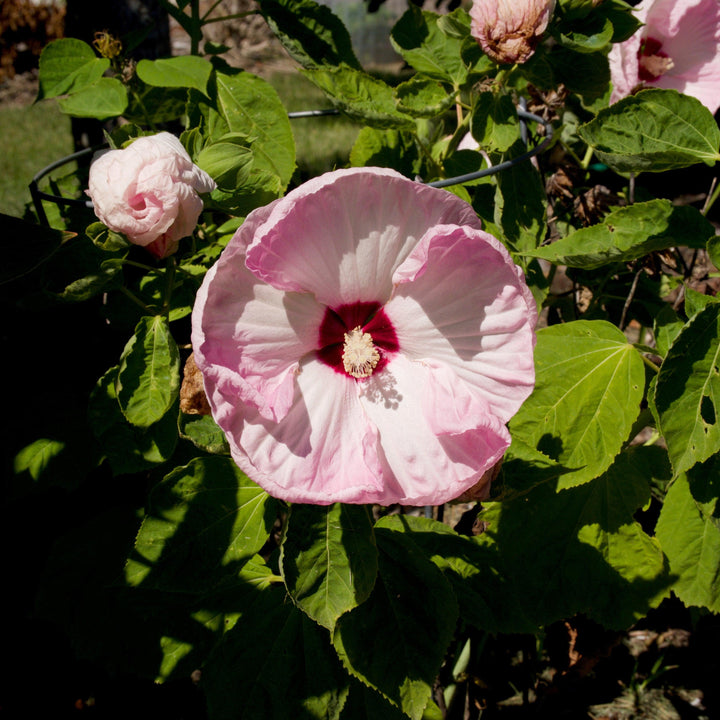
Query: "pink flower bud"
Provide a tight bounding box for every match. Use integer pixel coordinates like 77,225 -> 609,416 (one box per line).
470,0 -> 556,65
86,132 -> 216,259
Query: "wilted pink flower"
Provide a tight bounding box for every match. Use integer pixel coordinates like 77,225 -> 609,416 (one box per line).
609,0 -> 720,114
470,0 -> 556,65
86,132 -> 216,259
192,167 -> 537,506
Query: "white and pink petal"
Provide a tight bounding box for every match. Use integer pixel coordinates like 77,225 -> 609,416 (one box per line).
385,224 -> 537,422
243,167 -> 482,306
210,359 -> 386,505
359,354 -> 510,506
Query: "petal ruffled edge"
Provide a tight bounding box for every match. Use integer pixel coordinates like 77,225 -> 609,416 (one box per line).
386,223 -> 537,422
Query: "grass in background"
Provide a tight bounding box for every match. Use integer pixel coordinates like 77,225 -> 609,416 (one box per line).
0,101 -> 73,218
0,72 -> 359,220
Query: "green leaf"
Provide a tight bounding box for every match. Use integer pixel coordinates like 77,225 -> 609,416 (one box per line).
203,590 -> 351,720
258,0 -> 360,70
55,257 -> 124,302
0,213 -> 73,285
88,366 -> 179,475
654,303 -> 720,476
656,473 -> 720,612
302,65 -> 415,129
196,132 -> 282,212
708,234 -> 720,270
475,446 -> 670,629
579,88 -> 720,172
136,56 -> 213,95
549,47 -> 610,107
493,140 -> 549,253
559,14 -> 614,53
125,456 -> 278,592
116,315 -> 181,428
510,320 -> 645,488
653,304 -> 684,358
497,437 -> 575,500
57,77 -> 128,120
684,286 -> 720,319
395,77 -> 456,118
281,504 -> 378,631
600,0 -> 643,42
124,84 -> 188,125
37,38 -> 109,99
390,6 -> 470,85
333,527 -> 458,720
687,453 -> 720,530
178,413 -> 229,455
471,91 -> 520,152
13,438 -> 66,481
191,70 -> 295,207
526,200 -> 715,268
349,127 -> 419,178
379,515 -> 535,634
85,221 -> 130,252
341,681 -> 413,720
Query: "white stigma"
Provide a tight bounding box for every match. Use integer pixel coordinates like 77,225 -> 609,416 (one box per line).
342,326 -> 380,379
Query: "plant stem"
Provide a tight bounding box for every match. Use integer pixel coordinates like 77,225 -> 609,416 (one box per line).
580,145 -> 594,170
640,354 -> 660,373
190,0 -> 201,55
203,11 -> 257,24
201,0 -> 225,21
163,256 -> 177,317
118,285 -> 155,314
702,176 -> 720,216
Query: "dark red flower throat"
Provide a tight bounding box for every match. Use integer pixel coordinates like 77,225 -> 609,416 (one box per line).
317,301 -> 399,377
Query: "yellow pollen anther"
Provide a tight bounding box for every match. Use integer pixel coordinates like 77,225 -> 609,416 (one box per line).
639,53 -> 674,79
342,326 -> 380,379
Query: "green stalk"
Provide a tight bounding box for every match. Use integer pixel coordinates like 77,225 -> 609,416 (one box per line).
702,177 -> 720,216
163,256 -> 178,317
118,285 -> 155,315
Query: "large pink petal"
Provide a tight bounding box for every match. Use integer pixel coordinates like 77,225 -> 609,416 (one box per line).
243,167 -> 482,307
192,254 -> 324,424
207,358 -> 387,505
384,224 -> 536,423
358,354 -> 510,506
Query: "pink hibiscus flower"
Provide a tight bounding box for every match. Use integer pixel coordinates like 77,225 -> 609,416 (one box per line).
191,167 -> 537,506
609,0 -> 720,114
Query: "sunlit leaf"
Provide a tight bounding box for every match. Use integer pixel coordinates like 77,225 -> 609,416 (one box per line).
37,38 -> 109,99
390,5 -> 469,85
58,77 -> 128,120
656,473 -> 720,612
281,504 -> 378,630
302,65 -> 415,129
116,315 -> 180,428
527,201 -> 714,269
136,55 -> 213,95
579,88 -> 720,172
654,303 -> 720,476
510,320 -> 645,488
475,446 -> 670,628
125,456 -> 278,592
258,0 -> 360,70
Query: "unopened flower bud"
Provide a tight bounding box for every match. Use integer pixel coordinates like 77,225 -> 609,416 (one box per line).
470,0 -> 556,65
